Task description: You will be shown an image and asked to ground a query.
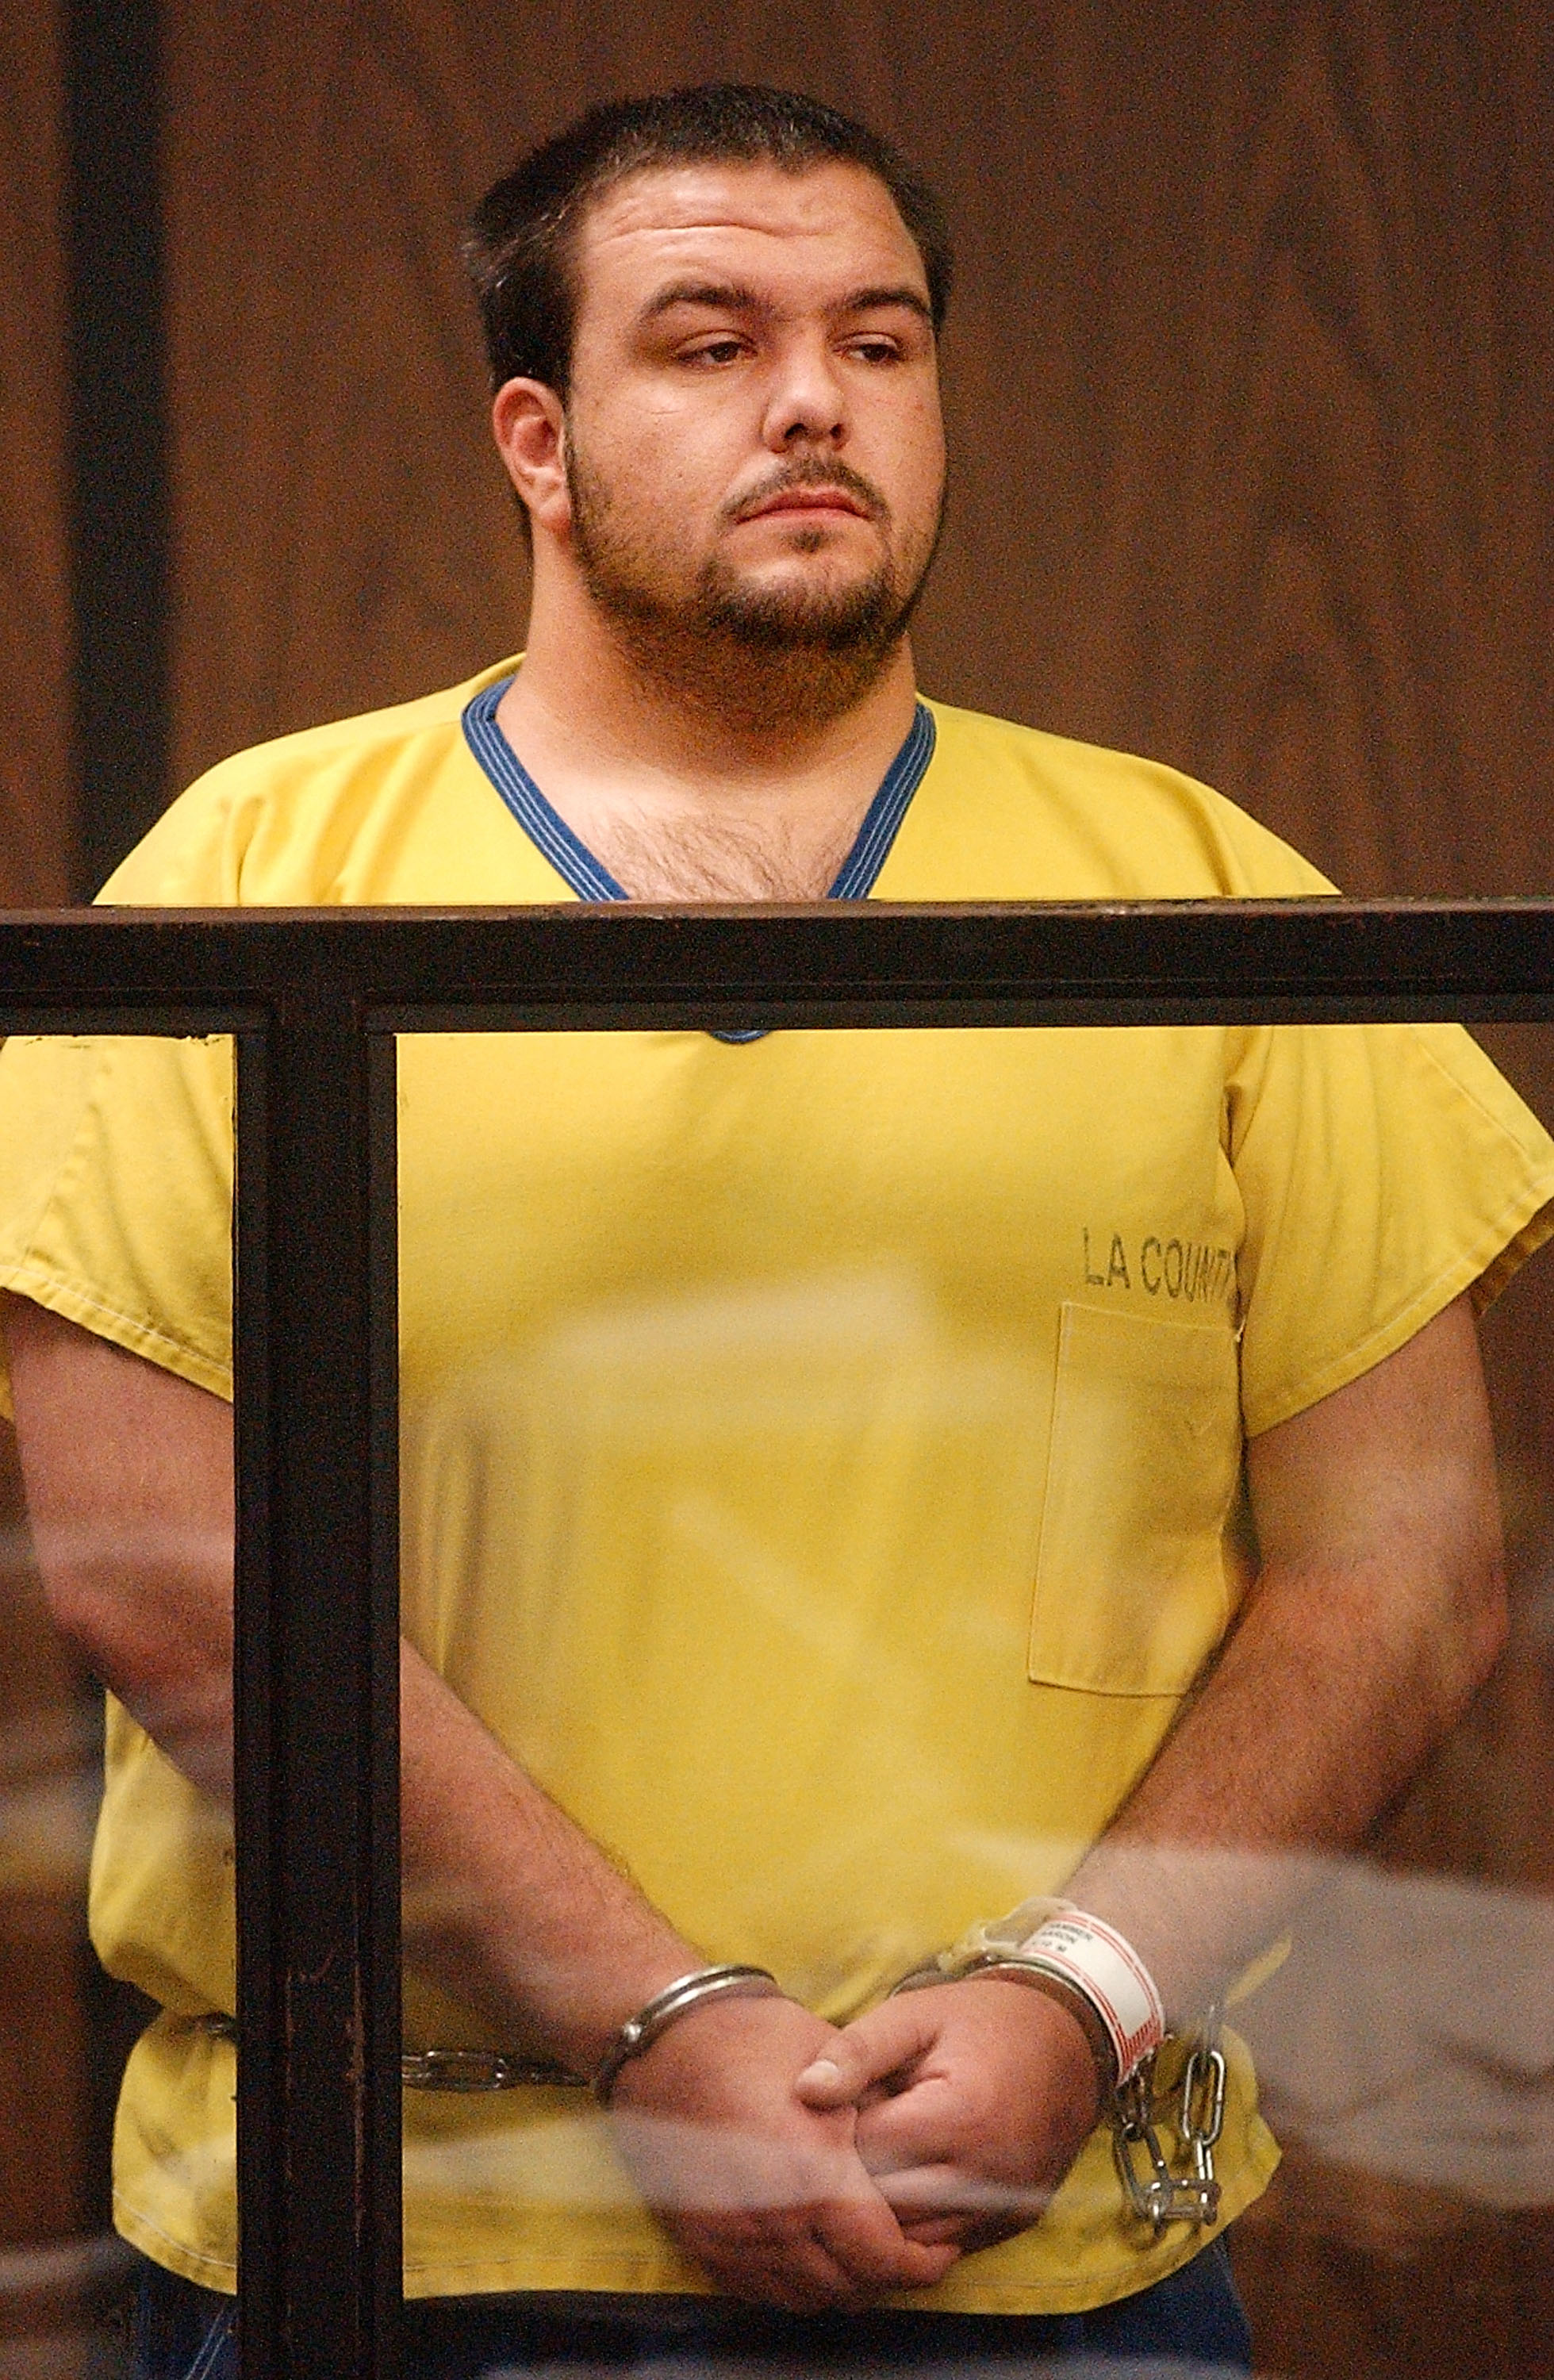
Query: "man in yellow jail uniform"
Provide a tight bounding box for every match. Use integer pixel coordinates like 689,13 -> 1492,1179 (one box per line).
2,83 -> 1551,2380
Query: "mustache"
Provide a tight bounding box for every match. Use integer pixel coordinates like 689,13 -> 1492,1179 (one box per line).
725,456 -> 889,526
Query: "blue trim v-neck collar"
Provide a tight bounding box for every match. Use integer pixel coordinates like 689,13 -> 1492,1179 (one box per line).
462,677 -> 934,1043
462,675 -> 935,908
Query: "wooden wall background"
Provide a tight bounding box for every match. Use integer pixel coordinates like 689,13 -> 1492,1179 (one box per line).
2,2 -> 1552,2373
0,0 -> 101,2370
0,0 -> 73,903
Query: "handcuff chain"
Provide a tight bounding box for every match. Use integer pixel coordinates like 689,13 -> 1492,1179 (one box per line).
1110,2002 -> 1225,2236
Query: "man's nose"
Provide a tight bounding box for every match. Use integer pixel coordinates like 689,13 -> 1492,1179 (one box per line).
761,340 -> 846,451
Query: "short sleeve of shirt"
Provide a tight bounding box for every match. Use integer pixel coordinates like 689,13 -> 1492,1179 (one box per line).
1229,1017 -> 1554,1436
0,662 -> 526,1414
0,1031 -> 235,1411
0,761 -> 244,1413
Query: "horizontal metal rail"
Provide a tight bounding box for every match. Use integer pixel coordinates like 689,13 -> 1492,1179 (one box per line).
0,896 -> 1552,1030
1,899 -> 1548,2380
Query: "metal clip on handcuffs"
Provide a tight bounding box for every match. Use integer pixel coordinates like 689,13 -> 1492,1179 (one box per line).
1109,2008 -> 1225,2234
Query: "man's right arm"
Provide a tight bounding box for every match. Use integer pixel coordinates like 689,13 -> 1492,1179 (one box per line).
4,1294 -> 953,2309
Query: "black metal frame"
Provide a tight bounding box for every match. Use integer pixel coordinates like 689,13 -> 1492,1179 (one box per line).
3,896 -> 1552,2380
65,0 -> 171,894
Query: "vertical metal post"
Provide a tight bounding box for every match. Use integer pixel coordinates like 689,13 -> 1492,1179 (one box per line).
232,1008 -> 401,2379
64,0 -> 171,892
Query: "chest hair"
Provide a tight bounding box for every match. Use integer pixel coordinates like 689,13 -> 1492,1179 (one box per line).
586,805 -> 860,902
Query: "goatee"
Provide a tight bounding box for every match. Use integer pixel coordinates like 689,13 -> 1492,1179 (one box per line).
564,448 -> 940,732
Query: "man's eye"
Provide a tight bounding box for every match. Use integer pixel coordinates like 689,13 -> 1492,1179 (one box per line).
682,339 -> 746,367
848,338 -> 901,364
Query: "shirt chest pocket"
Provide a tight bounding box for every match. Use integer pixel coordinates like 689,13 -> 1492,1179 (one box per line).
1029,1303 -> 1244,1697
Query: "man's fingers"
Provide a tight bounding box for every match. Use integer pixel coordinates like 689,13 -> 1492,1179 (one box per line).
809,2187 -> 961,2294
793,1998 -> 940,2107
689,2221 -> 881,2313
889,2234 -> 962,2288
898,2210 -> 974,2248
851,2075 -> 956,2174
681,2200 -> 957,2311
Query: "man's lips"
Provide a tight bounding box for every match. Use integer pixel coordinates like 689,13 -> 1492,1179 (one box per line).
738,487 -> 872,522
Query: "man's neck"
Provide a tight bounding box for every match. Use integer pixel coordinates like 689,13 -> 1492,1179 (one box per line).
493,577 -> 920,901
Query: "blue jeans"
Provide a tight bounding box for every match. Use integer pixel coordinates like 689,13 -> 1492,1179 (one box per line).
129,2243 -> 1252,2378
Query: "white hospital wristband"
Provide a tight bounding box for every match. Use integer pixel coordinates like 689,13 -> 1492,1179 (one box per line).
1018,1912 -> 1167,2083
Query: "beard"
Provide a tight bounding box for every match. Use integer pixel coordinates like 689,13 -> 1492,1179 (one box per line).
563,443 -> 942,731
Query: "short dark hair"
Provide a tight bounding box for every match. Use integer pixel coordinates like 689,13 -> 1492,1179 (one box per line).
462,84 -> 953,399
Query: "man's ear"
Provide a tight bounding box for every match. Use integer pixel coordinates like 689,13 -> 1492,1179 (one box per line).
492,378 -> 570,540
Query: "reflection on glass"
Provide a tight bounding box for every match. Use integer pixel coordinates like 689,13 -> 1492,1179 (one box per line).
0,1428 -> 134,2377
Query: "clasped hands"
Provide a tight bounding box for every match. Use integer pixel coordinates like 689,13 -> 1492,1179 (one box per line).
606,1978 -> 1102,2311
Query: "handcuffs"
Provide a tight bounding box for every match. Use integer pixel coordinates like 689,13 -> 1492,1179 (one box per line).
889,1901 -> 1226,2236
200,1932 -> 1223,2234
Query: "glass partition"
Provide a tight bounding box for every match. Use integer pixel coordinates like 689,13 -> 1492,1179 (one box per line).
0,1027 -> 239,2380
1228,1019 -> 1554,2377
386,1013 -> 1554,2380
0,913 -> 1549,2380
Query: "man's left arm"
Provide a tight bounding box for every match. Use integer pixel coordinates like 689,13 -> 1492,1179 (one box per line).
796,1293 -> 1509,2248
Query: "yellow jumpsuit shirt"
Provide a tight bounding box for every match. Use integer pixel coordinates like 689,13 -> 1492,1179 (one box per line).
0,662 -> 1549,2313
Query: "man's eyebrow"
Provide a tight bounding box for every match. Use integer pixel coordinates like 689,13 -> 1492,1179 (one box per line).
639,279 -> 763,322
841,284 -> 933,324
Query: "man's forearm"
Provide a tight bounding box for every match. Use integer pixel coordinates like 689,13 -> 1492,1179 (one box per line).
397,1640 -> 702,2072
1062,1296 -> 1507,2020
6,1297 -> 699,2072
1062,1550 -> 1502,2020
